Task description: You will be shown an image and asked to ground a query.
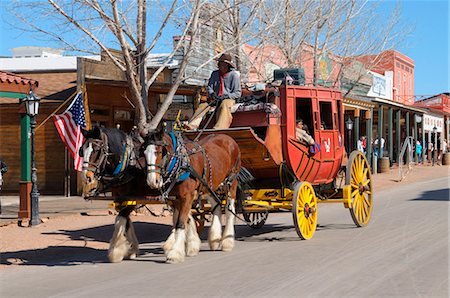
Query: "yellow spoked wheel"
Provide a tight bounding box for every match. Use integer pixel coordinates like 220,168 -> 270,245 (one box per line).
292,182 -> 318,240
346,151 -> 373,227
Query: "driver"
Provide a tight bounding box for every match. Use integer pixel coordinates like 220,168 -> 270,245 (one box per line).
187,53 -> 241,130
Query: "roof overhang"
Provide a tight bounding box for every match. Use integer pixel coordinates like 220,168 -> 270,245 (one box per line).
371,97 -> 426,114
343,94 -> 376,110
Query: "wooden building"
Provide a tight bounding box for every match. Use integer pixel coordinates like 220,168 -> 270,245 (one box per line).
0,70 -> 74,194
0,47 -> 204,195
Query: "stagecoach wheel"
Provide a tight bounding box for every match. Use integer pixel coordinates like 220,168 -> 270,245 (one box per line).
236,186 -> 268,229
292,181 -> 318,240
346,151 -> 373,227
242,210 -> 268,229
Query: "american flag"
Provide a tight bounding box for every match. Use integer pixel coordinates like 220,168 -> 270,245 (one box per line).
53,92 -> 87,171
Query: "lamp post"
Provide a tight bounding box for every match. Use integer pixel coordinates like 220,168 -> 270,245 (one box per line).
446,118 -> 450,144
22,90 -> 41,226
346,117 -> 353,153
432,126 -> 437,166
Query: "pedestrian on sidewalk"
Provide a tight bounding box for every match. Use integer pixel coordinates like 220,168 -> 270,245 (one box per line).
0,159 -> 8,214
357,136 -> 365,153
428,141 -> 434,165
374,135 -> 385,158
415,141 -> 423,164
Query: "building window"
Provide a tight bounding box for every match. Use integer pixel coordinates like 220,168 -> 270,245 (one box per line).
409,77 -> 412,96
397,71 -> 401,99
401,64 -> 404,70
396,62 -> 400,67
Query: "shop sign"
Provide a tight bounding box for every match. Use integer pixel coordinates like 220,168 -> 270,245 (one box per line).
423,114 -> 443,132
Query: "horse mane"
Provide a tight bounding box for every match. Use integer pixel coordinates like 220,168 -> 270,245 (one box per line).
101,127 -> 128,155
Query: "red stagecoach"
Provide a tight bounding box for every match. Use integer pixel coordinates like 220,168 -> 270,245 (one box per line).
186,83 -> 373,239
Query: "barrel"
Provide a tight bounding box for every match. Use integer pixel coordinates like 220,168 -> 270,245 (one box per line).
443,153 -> 450,165
378,157 -> 390,173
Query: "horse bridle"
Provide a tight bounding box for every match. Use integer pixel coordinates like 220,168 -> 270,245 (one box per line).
82,138 -> 111,179
146,139 -> 172,180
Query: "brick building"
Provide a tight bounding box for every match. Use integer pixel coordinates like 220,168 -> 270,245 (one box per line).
356,50 -> 415,105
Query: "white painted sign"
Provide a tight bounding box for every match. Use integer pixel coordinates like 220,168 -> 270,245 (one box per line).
367,71 -> 393,100
323,138 -> 331,152
423,114 -> 444,132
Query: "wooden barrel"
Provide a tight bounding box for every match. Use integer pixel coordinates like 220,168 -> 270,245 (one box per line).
443,153 -> 450,165
378,157 -> 390,173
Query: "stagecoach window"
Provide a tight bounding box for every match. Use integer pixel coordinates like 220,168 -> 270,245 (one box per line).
296,98 -> 313,134
319,102 -> 333,130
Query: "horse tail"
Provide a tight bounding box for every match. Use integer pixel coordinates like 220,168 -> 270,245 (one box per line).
237,167 -> 254,190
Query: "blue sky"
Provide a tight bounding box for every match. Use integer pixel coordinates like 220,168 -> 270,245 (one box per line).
0,1 -> 448,97
392,0 -> 449,97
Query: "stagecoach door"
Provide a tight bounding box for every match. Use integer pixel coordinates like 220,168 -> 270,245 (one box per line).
317,101 -> 336,161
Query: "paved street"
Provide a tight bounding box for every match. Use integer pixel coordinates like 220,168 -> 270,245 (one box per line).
0,166 -> 448,297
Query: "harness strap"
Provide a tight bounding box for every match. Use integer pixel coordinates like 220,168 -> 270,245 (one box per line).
113,143 -> 129,176
167,132 -> 178,173
181,165 -> 222,206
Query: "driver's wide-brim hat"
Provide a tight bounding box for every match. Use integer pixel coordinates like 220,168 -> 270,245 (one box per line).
216,53 -> 235,69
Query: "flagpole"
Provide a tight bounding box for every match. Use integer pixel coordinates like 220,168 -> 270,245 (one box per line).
82,86 -> 92,130
35,89 -> 79,131
64,91 -> 82,113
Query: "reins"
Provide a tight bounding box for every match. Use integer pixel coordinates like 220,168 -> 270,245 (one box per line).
193,97 -> 221,142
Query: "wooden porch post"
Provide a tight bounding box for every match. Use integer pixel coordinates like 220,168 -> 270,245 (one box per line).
406,111 -> 410,138
396,109 -> 401,163
413,114 -> 418,163
366,109 -> 373,168
377,105 -> 383,158
354,109 -> 360,150
388,107 -> 393,162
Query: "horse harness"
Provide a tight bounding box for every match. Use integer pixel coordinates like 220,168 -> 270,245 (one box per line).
150,132 -> 239,209
83,133 -> 141,190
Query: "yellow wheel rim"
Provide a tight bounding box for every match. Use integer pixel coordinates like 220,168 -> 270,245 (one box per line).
346,151 -> 373,227
292,182 -> 318,240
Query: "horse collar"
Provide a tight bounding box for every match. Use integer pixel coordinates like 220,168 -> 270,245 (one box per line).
162,132 -> 190,185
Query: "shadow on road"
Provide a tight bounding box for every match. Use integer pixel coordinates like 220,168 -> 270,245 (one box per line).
1,222 -> 173,267
41,221 -> 173,244
1,246 -> 108,266
410,188 -> 449,201
234,223 -> 356,242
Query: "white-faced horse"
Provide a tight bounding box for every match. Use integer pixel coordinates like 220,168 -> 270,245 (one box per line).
144,131 -> 241,263
80,126 -> 144,263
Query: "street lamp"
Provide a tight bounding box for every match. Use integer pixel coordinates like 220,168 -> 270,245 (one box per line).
432,126 -> 437,166
346,117 -> 353,153
21,89 -> 41,226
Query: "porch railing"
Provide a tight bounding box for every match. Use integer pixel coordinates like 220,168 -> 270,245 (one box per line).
398,136 -> 415,181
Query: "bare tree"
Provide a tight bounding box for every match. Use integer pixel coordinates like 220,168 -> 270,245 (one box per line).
8,0 -> 265,134
245,0 -> 409,90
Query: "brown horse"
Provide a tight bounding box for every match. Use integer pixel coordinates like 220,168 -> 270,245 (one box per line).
143,130 -> 241,263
